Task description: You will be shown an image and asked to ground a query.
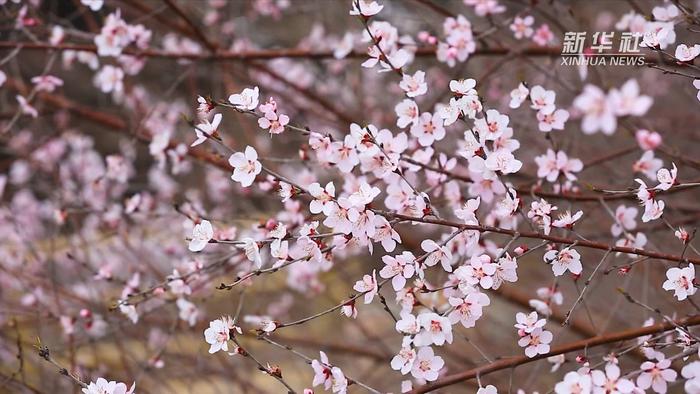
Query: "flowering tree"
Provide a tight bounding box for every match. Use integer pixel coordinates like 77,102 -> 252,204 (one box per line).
3,0 -> 700,393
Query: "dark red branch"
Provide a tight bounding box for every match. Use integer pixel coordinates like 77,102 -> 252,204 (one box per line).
408,315 -> 700,394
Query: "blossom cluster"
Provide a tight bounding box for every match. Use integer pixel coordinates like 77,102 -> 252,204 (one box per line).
3,1 -> 700,393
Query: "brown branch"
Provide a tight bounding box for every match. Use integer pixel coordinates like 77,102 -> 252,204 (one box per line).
582,145 -> 638,169
411,0 -> 456,17
408,314 -> 700,394
119,0 -> 196,37
381,211 -> 700,265
270,335 -> 390,361
162,0 -> 218,53
248,62 -> 355,126
0,41 -> 563,61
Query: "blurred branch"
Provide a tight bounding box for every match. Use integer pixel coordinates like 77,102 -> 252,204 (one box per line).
0,41 -> 563,60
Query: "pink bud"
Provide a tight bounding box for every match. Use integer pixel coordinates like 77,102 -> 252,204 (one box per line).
635,129 -> 662,150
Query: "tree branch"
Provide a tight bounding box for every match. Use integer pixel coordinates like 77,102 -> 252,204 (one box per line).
408,315 -> 700,394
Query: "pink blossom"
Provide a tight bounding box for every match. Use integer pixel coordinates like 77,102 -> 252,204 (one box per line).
391,342 -> 417,374
311,351 -> 348,393
528,199 -> 557,235
192,113 -> 222,147
353,270 -> 378,304
634,151 -> 663,180
372,215 -> 402,252
537,108 -> 569,132
448,290 -> 490,328
454,254 -> 497,290
635,129 -> 662,151
228,86 -> 260,111
238,237 -> 262,268
591,364 -> 635,394
662,265 -> 696,301
471,150 -> 522,177
510,15 -> 534,39
415,312 -> 453,346
16,95 -> 38,118
518,327 -> 553,357
637,357 -> 677,393
656,163 -> 677,191
82,378 -> 135,394
535,149 -> 583,182
189,220 -> 213,252
477,385 -> 498,394
608,79 -> 652,117
31,75 -> 63,92
509,82 -> 529,109
323,198 -> 356,234
81,0 -> 103,11
529,85 -> 556,114
395,99 -> 419,128
380,251 -> 417,291
574,84 -> 616,135
176,298 -> 199,327
464,0 -> 505,16
455,197 -> 480,224
641,199 -> 665,223
349,0 -> 384,17
555,372 -> 593,394
258,110 -> 289,134
331,135 -> 359,173
421,239 -> 453,272
203,316 -> 240,354
449,78 -> 477,96
675,44 -> 700,62
552,210 -> 583,229
411,112 -> 446,147
544,247 -> 582,276
411,346 -> 444,381
652,4 -> 679,21
514,311 -> 546,334
229,146 -> 262,187
474,109 -> 512,141
94,65 -> 124,94
681,361 -> 700,393
396,312 -> 420,335
532,24 -> 554,46
94,11 -> 131,57
308,181 -> 336,215
400,70 -> 428,97
611,205 -> 638,237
